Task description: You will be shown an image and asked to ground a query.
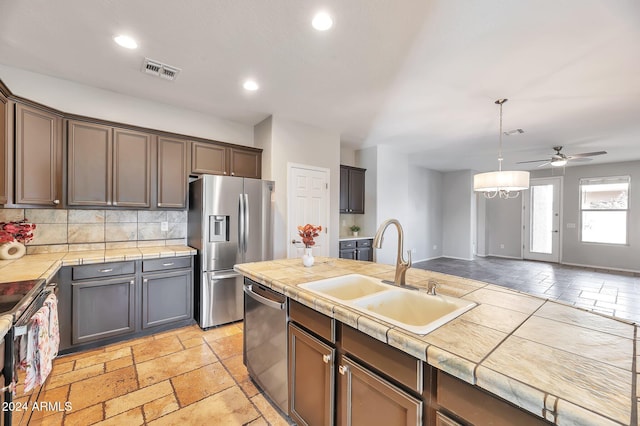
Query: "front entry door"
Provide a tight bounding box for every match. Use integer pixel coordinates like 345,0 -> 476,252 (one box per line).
287,164 -> 329,258
523,177 -> 562,262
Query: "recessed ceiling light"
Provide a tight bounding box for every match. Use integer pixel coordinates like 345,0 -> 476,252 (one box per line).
114,35 -> 138,49
312,12 -> 333,31
243,80 -> 259,91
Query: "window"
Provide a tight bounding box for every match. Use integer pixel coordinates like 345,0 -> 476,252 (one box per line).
580,176 -> 630,244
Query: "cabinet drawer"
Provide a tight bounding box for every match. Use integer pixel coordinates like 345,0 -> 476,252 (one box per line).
356,239 -> 372,248
341,324 -> 423,393
290,300 -> 335,343
142,256 -> 192,272
437,372 -> 550,426
72,261 -> 135,281
339,240 -> 356,250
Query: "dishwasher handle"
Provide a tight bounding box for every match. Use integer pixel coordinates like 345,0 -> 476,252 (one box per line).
244,283 -> 286,310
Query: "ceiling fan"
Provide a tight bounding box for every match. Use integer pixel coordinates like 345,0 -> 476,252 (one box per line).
517,146 -> 607,168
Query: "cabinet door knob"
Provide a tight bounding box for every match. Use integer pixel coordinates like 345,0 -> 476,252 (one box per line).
52,199 -> 60,205
130,280 -> 135,285
143,279 -> 148,283
338,365 -> 349,375
322,354 -> 331,364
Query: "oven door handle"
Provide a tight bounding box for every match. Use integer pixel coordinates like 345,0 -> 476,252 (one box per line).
13,283 -> 58,336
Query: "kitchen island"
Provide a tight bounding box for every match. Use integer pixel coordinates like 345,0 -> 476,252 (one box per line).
235,257 -> 636,426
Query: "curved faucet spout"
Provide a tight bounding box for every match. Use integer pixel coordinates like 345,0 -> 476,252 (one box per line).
373,219 -> 412,285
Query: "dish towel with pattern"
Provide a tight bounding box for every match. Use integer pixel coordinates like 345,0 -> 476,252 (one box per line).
23,293 -> 59,393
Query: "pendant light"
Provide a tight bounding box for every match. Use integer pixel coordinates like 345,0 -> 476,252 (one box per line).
473,99 -> 529,199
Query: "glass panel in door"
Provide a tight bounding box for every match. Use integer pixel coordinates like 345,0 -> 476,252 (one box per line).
530,184 -> 553,254
523,177 -> 561,263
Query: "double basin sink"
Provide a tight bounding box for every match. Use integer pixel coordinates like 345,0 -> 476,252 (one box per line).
299,274 -> 476,335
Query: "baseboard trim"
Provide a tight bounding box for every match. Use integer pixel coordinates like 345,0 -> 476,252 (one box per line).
486,254 -> 523,260
560,261 -> 640,275
441,255 -> 474,261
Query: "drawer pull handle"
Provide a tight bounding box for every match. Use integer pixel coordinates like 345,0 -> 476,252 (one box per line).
322,354 -> 331,364
99,268 -> 114,273
338,365 -> 349,375
162,262 -> 175,267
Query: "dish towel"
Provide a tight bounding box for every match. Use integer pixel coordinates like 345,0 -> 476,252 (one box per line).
44,293 -> 60,358
23,295 -> 58,393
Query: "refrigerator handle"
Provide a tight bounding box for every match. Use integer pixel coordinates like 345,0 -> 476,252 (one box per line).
238,193 -> 245,254
243,193 -> 250,253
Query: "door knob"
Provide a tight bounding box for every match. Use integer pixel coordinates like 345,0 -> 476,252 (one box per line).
291,239 -> 302,244
553,230 -> 559,233
322,354 -> 331,364
338,365 -> 349,375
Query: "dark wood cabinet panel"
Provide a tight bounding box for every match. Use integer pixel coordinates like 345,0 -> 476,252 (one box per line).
0,92 -> 7,204
157,136 -> 188,208
68,121 -> 153,208
72,276 -> 136,345
339,239 -> 373,261
142,269 -> 192,328
437,372 -> 550,426
67,120 -> 112,206
191,141 -> 227,175
229,147 -> 261,179
337,355 -> 422,426
14,103 -> 62,205
113,128 -> 152,208
339,165 -> 366,214
191,141 -> 262,178
289,323 -> 335,426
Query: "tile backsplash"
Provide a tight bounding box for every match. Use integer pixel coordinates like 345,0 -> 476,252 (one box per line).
0,208 -> 188,254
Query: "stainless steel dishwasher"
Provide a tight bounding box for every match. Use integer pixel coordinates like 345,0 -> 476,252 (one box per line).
243,278 -> 288,414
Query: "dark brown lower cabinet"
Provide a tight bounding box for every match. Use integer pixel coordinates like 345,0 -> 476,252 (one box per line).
436,372 -> 551,426
337,355 -> 423,426
288,323 -> 335,426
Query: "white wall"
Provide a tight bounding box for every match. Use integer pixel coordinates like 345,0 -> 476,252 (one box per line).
0,64 -> 254,146
256,116 -> 341,259
408,167 -> 443,261
532,160 -> 640,272
442,170 -> 474,260
485,195 -> 523,258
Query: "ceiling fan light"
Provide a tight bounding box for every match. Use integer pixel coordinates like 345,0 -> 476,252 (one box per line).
551,159 -> 567,167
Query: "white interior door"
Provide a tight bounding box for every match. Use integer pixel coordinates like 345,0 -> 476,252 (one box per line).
523,177 -> 562,262
287,164 -> 329,258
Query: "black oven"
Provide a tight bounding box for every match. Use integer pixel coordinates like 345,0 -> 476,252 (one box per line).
0,279 -> 55,426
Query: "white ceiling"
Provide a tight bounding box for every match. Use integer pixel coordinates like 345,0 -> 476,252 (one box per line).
1,0 -> 639,172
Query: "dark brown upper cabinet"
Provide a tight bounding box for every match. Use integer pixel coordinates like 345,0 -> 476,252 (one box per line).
339,165 -> 366,214
229,147 -> 261,179
0,91 -> 7,204
68,120 -> 152,208
15,103 -> 63,206
157,136 -> 188,208
191,141 -> 262,178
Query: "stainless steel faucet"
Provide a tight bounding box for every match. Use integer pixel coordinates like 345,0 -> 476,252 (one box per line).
373,219 -> 412,286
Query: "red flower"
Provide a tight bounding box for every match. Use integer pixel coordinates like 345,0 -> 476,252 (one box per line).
298,224 -> 322,248
0,220 -> 37,244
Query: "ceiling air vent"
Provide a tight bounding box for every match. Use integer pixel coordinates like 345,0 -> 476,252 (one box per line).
142,58 -> 181,81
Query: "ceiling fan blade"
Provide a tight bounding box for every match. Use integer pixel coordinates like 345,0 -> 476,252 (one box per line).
568,151 -> 607,158
516,159 -> 548,164
536,162 -> 551,168
568,157 -> 593,163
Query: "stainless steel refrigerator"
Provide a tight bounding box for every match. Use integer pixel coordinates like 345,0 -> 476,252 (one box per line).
188,175 -> 274,329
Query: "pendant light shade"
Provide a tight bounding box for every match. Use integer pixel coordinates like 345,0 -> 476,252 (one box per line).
473,99 -> 529,199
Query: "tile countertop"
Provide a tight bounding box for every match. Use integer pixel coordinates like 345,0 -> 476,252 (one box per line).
234,257 -> 638,426
0,245 -> 197,284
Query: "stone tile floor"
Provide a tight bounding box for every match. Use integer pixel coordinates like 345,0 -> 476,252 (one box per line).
414,256 -> 640,323
20,322 -> 291,426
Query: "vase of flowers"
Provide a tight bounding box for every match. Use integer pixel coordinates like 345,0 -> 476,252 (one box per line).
0,219 -> 36,260
298,224 -> 322,267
